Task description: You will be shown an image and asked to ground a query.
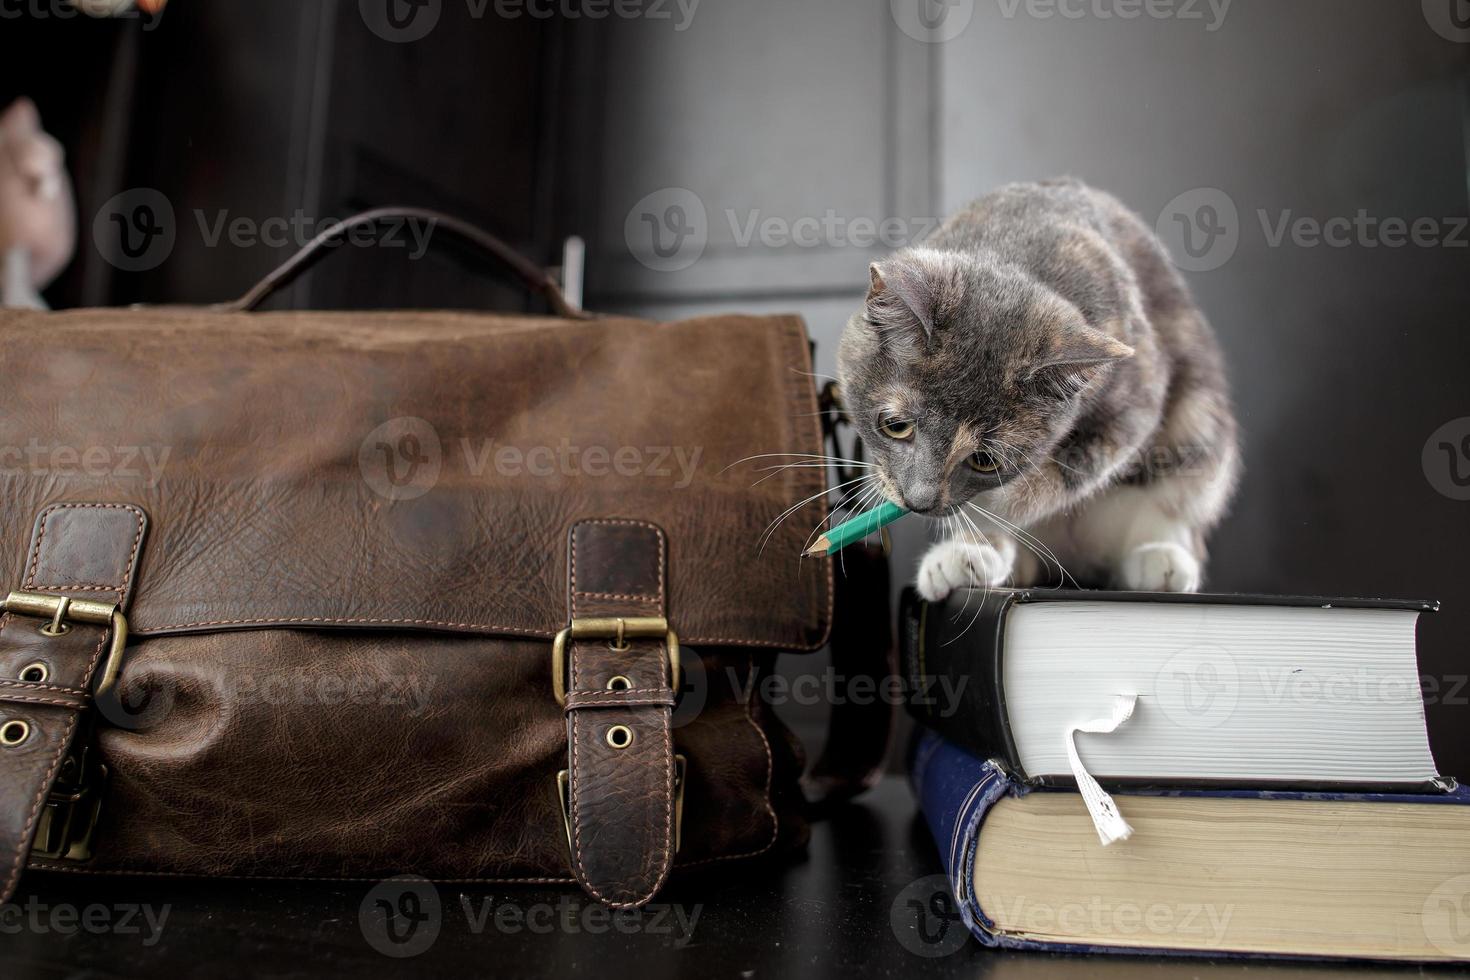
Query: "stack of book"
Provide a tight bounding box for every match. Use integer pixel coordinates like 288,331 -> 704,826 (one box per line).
902,588 -> 1470,962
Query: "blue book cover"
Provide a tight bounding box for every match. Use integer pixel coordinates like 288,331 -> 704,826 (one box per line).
909,730 -> 1470,962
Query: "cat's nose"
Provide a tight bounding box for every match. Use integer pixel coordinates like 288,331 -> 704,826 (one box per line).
902,484 -> 942,514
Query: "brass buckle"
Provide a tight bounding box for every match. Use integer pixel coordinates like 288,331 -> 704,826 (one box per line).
3,592 -> 129,696
31,744 -> 107,861
557,754 -> 687,855
551,616 -> 680,707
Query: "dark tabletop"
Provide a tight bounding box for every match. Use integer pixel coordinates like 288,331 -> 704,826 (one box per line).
0,778 -> 1461,979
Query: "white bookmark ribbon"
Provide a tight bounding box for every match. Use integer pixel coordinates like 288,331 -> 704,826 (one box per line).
1064,693 -> 1138,846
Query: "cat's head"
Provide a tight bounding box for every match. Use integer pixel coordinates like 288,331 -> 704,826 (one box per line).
836,248 -> 1133,516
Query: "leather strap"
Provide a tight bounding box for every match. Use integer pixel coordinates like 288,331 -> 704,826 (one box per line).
0,503 -> 147,903
562,519 -> 677,909
803,539 -> 896,812
216,206 -> 591,319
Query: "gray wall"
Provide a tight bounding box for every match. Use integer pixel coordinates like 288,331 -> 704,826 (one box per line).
590,0 -> 1470,775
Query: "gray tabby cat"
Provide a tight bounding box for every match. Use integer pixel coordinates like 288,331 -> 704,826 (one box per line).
836,179 -> 1239,599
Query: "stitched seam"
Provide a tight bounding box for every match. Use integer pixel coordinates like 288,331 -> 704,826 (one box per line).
117,505 -> 146,598
638,707 -> 676,908
567,531 -> 600,900
563,696 -> 675,711
567,520 -> 674,907
138,617 -> 558,636
24,503 -> 145,596
23,501 -> 824,650
569,700 -> 676,909
2,711 -> 77,899
728,661 -> 779,864
575,519 -> 666,607
23,508 -> 51,587
566,536 -> 603,903
0,680 -> 89,697
25,585 -> 124,593
132,623 -> 812,651
569,672 -> 600,900
565,694 -> 675,705
1,624 -> 106,898
0,694 -> 88,709
4,504 -> 142,899
570,591 -> 659,603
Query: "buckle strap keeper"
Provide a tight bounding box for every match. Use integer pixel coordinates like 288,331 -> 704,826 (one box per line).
0,503 -> 147,902
556,519 -> 681,909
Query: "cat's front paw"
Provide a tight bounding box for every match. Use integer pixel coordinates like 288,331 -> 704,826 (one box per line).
1119,542 -> 1201,593
917,540 -> 1014,602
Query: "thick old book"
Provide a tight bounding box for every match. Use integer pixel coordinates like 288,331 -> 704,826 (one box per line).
910,731 -> 1470,961
901,588 -> 1448,791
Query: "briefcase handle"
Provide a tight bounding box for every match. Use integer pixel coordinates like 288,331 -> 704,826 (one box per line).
215,206 -> 589,318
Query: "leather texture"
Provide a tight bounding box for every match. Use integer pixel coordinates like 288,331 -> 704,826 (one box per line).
28,630 -> 800,886
564,520 -> 677,907
0,306 -> 844,906
0,503 -> 146,903
0,307 -> 831,650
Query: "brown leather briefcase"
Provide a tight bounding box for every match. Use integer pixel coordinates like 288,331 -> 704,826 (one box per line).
0,212 -> 893,909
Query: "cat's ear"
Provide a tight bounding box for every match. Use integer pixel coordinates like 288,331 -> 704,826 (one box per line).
866,261 -> 936,336
1028,326 -> 1134,392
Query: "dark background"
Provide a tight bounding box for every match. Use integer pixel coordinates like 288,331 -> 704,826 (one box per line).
2,0 -> 1468,823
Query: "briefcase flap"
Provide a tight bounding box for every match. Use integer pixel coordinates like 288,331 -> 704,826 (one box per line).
0,307 -> 833,651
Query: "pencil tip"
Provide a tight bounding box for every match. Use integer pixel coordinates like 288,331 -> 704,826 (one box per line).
803,538 -> 830,558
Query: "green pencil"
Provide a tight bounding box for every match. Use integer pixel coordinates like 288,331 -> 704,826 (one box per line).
804,500 -> 908,557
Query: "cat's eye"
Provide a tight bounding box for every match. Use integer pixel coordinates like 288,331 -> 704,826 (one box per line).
968,451 -> 1001,474
879,418 -> 915,440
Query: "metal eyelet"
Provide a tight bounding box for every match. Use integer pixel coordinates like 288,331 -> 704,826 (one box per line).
606,675 -> 632,692
0,720 -> 31,747
605,725 -> 634,749
19,662 -> 49,684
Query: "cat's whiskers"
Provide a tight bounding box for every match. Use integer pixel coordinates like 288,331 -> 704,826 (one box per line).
801,474 -> 882,553
985,437 -> 1085,480
965,498 -> 1050,566
789,368 -> 839,384
758,473 -> 873,555
828,478 -> 887,576
966,500 -> 1076,590
984,436 -> 1026,462
725,452 -> 872,473
983,439 -> 1043,484
750,460 -> 872,489
854,479 -> 886,517
839,480 -> 888,545
997,458 -> 1057,529
947,505 -> 995,630
752,461 -> 873,471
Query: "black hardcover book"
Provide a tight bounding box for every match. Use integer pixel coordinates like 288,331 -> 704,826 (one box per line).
900,587 -> 1450,792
